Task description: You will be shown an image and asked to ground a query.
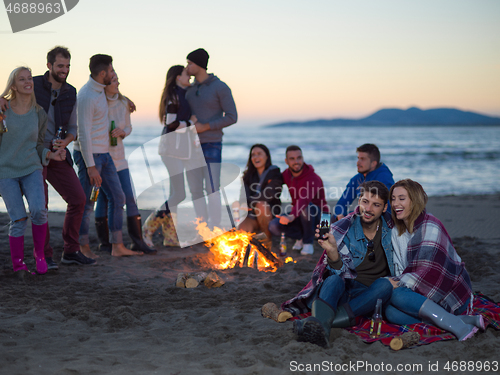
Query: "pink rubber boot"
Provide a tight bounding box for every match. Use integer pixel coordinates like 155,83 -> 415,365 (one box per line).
32,223 -> 48,274
9,236 -> 29,272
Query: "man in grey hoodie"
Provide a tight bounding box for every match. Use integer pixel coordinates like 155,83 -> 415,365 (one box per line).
185,48 -> 237,229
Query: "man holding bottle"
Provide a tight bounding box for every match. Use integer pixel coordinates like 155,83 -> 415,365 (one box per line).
282,181 -> 395,348
74,54 -> 140,258
268,145 -> 328,255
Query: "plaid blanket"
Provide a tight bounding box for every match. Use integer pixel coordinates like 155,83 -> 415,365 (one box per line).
290,293 -> 500,349
392,211 -> 472,314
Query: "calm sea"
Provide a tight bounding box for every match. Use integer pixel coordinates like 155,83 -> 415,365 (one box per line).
2,125 -> 499,212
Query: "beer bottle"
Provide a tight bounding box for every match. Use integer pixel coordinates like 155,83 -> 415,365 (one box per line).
110,120 -> 117,146
279,232 -> 287,257
370,299 -> 383,338
51,126 -> 63,151
0,111 -> 7,133
90,185 -> 100,202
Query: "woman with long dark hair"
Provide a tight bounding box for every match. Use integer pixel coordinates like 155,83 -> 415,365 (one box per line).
233,144 -> 283,248
0,67 -> 66,276
386,179 -> 484,340
142,65 -> 198,247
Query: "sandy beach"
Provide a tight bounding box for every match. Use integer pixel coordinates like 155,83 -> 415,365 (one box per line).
0,194 -> 499,375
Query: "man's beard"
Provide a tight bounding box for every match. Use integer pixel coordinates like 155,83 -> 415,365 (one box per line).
359,211 -> 379,225
291,164 -> 304,174
51,70 -> 66,84
103,72 -> 113,85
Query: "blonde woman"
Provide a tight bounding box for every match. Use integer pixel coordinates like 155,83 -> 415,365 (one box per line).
0,67 -> 66,276
386,179 -> 484,340
93,74 -> 155,255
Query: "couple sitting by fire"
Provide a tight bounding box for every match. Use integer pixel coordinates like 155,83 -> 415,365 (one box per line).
281,179 -> 483,348
232,144 -> 328,255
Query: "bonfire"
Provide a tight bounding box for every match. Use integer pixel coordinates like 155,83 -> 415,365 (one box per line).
195,220 -> 295,272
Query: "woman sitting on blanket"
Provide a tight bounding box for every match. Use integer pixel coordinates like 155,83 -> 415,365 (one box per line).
232,144 -> 283,249
386,179 -> 484,340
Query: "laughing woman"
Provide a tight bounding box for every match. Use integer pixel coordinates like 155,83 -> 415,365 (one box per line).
385,179 -> 484,340
232,144 -> 283,248
0,67 -> 66,276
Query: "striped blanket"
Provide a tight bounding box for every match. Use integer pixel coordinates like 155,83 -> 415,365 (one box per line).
290,293 -> 500,349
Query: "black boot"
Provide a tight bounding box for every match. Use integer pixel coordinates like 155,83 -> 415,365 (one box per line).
331,304 -> 356,328
95,217 -> 112,253
127,215 -> 157,255
293,298 -> 336,348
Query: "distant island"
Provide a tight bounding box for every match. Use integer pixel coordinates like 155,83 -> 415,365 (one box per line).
267,107 -> 500,127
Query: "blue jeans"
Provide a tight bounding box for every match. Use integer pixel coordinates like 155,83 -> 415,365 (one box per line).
95,168 -> 139,218
385,287 -> 469,325
74,151 -> 125,245
314,275 -> 393,317
185,142 -> 222,228
268,203 -> 321,244
0,169 -> 47,237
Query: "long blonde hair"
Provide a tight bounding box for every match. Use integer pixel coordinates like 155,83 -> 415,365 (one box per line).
390,179 -> 428,235
1,67 -> 40,111
106,74 -> 127,108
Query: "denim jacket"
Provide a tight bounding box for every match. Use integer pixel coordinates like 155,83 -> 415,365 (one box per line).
327,214 -> 394,278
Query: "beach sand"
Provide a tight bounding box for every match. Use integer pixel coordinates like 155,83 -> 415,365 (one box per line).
0,194 -> 499,375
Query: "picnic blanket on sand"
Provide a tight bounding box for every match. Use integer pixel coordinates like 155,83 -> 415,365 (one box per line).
290,293 -> 500,349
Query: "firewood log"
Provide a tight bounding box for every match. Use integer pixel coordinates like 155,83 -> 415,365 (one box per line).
176,273 -> 187,288
250,238 -> 280,268
185,272 -> 208,289
176,272 -> 208,288
390,331 -> 420,351
261,302 -> 293,323
203,271 -> 225,288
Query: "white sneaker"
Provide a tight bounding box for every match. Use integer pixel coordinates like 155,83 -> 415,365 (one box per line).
292,239 -> 303,250
301,243 -> 314,255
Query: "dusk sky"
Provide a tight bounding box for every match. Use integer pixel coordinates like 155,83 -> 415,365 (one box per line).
1,0 -> 499,127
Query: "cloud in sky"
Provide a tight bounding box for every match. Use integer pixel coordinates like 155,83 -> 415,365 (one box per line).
0,0 -> 499,126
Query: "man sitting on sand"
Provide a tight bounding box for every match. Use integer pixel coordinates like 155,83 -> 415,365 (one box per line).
282,181 -> 394,348
268,145 -> 328,255
334,143 -> 394,221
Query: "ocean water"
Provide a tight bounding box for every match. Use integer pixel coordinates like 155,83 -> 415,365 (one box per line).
2,125 -> 500,212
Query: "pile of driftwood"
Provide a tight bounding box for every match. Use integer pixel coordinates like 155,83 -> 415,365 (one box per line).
176,271 -> 225,289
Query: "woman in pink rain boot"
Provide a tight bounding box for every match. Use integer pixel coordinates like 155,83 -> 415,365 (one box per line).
0,67 -> 66,276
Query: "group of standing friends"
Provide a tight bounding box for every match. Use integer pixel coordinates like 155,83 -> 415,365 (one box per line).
0,46 -> 237,275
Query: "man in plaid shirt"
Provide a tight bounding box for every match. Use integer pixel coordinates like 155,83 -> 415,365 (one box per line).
283,181 -> 395,348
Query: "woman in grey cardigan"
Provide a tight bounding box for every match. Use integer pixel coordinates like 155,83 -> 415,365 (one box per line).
0,67 -> 66,276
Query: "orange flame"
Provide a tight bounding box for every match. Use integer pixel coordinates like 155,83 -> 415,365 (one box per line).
195,220 -> 295,272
